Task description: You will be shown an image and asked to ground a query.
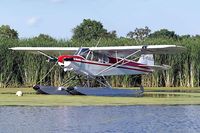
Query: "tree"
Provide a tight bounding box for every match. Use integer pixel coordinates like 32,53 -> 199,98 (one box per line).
72,19 -> 117,41
33,34 -> 55,41
106,30 -> 117,39
0,25 -> 18,39
149,29 -> 178,39
181,35 -> 190,39
127,26 -> 151,41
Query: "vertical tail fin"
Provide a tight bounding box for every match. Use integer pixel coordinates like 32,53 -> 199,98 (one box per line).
137,54 -> 154,66
138,54 -> 171,70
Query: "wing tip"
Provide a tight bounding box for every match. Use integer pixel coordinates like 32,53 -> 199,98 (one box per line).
9,47 -> 15,50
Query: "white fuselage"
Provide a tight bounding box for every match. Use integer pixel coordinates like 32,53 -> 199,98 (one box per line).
58,55 -> 153,77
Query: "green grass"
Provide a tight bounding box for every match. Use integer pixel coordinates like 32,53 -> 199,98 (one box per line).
0,87 -> 200,106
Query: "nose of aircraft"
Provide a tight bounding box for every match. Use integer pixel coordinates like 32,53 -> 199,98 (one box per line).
58,55 -> 74,71
58,55 -> 74,63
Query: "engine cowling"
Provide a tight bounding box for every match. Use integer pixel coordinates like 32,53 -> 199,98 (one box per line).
58,55 -> 74,71
57,55 -> 85,72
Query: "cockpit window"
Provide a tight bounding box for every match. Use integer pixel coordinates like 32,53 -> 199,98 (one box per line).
88,52 -> 109,63
75,48 -> 90,58
76,48 -> 109,63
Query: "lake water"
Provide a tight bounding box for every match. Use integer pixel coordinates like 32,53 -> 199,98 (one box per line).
0,106 -> 200,133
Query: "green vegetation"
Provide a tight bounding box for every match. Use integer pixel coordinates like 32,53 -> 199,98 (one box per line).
72,19 -> 117,41
0,25 -> 18,39
127,26 -> 151,41
0,19 -> 200,88
1,88 -> 200,106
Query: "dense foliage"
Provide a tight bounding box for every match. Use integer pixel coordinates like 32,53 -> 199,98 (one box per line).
0,25 -> 18,39
72,19 -> 117,41
127,26 -> 151,41
0,20 -> 200,88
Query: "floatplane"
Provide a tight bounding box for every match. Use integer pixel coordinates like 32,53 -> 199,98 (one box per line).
10,45 -> 185,96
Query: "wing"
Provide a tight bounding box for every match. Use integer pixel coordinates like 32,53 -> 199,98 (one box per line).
9,47 -> 79,56
9,45 -> 185,57
90,45 -> 185,57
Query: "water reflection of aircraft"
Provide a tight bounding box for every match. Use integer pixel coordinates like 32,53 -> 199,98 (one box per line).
10,45 -> 185,96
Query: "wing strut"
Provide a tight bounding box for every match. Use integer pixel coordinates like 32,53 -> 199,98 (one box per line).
37,51 -> 53,59
37,51 -> 57,62
96,49 -> 142,76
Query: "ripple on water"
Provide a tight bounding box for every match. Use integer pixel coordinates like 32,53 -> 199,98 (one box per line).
0,105 -> 200,133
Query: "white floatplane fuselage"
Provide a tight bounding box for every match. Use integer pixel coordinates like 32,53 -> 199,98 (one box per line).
57,54 -> 153,77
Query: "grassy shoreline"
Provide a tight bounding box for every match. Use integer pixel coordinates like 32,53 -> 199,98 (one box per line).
0,87 -> 200,106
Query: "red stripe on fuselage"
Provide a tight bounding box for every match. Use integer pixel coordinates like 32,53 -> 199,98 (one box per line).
58,55 -> 152,73
73,59 -> 152,73
109,57 -> 149,69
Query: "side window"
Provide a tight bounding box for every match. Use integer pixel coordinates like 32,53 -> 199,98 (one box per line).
87,52 -> 109,63
103,56 -> 109,63
76,48 -> 89,59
